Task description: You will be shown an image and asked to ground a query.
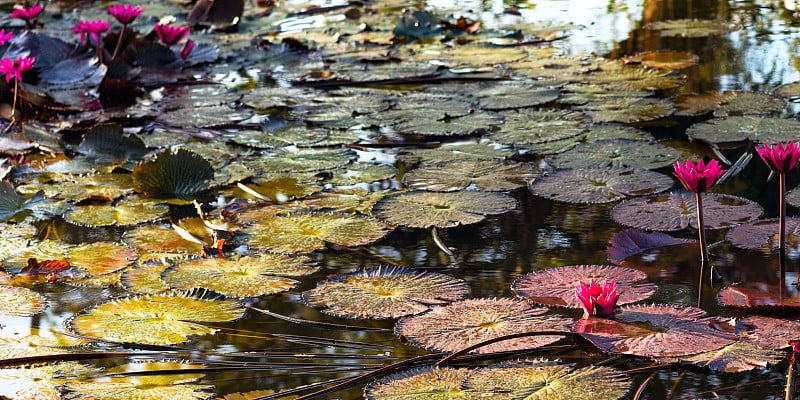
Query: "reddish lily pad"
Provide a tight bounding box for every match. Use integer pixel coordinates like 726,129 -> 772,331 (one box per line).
511,265 -> 657,308
735,315 -> 800,350
394,298 -> 573,354
529,168 -> 673,204
717,283 -> 800,309
657,342 -> 783,373
726,217 -> 800,251
607,229 -> 696,264
611,191 -> 763,231
573,304 -> 737,357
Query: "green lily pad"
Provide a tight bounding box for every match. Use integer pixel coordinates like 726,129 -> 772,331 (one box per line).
685,116 -> 800,145
0,222 -> 36,260
303,188 -> 395,214
243,147 -> 356,173
395,298 -> 573,353
240,86 -> 321,109
327,162 -> 398,186
121,263 -> 172,294
396,139 -> 514,164
587,62 -> 686,91
611,191 -> 763,231
476,83 -> 560,110
403,160 -> 542,192
372,190 -> 518,228
548,140 -> 680,169
0,362 -> 99,400
0,182 -> 62,223
227,125 -> 331,149
63,361 -> 212,400
522,124 -> 654,155
712,91 -> 786,117
557,84 -> 652,105
64,199 -> 169,227
462,359 -> 630,400
162,254 -> 318,298
160,104 -> 254,128
132,148 -> 214,200
491,109 -> 587,145
578,97 -> 675,123
392,111 -> 503,136
645,19 -> 736,37
75,123 -> 147,165
364,367 -> 478,400
221,176 -> 321,202
301,266 -> 470,319
243,212 -> 393,254
529,167 -> 673,203
52,173 -> 135,202
0,286 -> 47,316
123,222 -> 207,262
69,293 -> 245,345
670,92 -> 729,116
656,342 -> 784,373
628,51 -> 700,70
3,240 -> 138,277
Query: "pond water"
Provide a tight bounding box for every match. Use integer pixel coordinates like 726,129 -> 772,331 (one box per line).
3,0 -> 800,399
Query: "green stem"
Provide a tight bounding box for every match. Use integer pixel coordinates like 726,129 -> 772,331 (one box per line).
696,192 -> 709,263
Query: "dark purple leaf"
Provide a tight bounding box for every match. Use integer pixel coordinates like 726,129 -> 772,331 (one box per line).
726,217 -> 800,250
607,229 -> 696,264
735,315 -> 800,350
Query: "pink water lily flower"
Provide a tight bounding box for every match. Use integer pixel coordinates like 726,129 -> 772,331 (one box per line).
10,4 -> 42,21
575,278 -> 620,318
756,142 -> 800,173
73,20 -> 110,42
0,30 -> 14,46
154,23 -> 189,46
0,56 -> 35,82
180,38 -> 195,58
108,4 -> 142,25
673,159 -> 727,193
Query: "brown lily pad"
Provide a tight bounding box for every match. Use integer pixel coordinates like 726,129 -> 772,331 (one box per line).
657,342 -> 784,373
549,140 -> 680,170
529,167 -> 673,203
607,229 -> 696,264
726,217 -> 800,251
372,190 -> 518,228
403,160 -> 542,192
611,191 -> 763,231
735,315 -> 800,350
511,265 -> 657,308
717,283 -> 800,309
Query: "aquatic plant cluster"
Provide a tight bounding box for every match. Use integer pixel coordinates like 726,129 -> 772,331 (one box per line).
1,0 -> 800,398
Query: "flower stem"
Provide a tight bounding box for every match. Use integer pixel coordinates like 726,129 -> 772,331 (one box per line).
110,24 -> 126,65
95,34 -> 104,64
696,192 -> 709,263
11,78 -> 18,123
780,171 -> 787,255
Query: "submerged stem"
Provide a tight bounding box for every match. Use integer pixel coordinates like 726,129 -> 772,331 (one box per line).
695,192 -> 709,263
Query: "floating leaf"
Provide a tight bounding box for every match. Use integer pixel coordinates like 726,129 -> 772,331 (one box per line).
75,123 -> 147,165
556,84 -> 651,105
63,361 -> 212,400
671,92 -> 729,116
476,83 -> 560,110
162,254 -> 318,298
712,91 -> 786,117
0,222 -> 36,260
0,362 -> 99,400
462,359 -> 630,400
404,160 -> 542,192
529,168 -> 673,203
657,342 -> 783,373
491,109 -> 586,145
132,148 -> 214,200
243,148 -> 356,173
549,140 -> 680,169
395,298 -> 572,353
396,140 -> 514,164
522,124 -> 654,155
628,51 -> 699,70
587,63 -> 686,91
160,104 -> 254,128
64,200 -> 169,227
735,315 -> 800,350
511,265 -> 657,308
717,283 -> 800,309
124,223 -> 206,262
392,111 -> 503,136
0,182 -> 59,223
578,97 -> 675,123
301,266 -> 469,319
726,217 -> 800,251
364,367 -> 476,400
0,334 -> 84,360
327,162 -> 398,186
70,293 -> 245,345
52,173 -> 135,202
372,191 -> 518,228
573,304 -> 736,357
0,286 -> 47,316
303,188 -> 393,214
3,241 -> 137,277
685,116 -> 800,145
121,263 -> 172,294
243,212 -> 393,254
607,229 -> 696,264
221,176 -> 321,202
611,191 -> 763,231
645,19 -> 736,37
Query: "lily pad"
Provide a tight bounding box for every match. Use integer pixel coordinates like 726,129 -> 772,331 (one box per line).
717,283 -> 800,309
121,263 -> 172,294
243,147 -> 356,173
243,212 -> 393,254
327,162 -> 398,186
645,19 -> 736,37
657,342 -> 783,373
396,140 -> 514,164
0,362 -> 99,400
735,315 -> 800,350
0,181 -> 60,223
301,266 -> 469,319
462,359 -> 630,400
522,124 -> 654,155
364,367 -> 477,400
548,140 -> 680,169
64,199 -> 169,227
372,190 -> 518,228
303,188 -> 394,214
685,116 -> 800,145
392,111 -> 503,136
628,51 -> 699,70
671,92 -> 730,116
511,265 -> 657,308
0,286 -> 47,316
3,241 -> 138,277
75,123 -> 147,165
491,109 -> 587,145
712,91 -> 786,117
607,229 -> 696,264
573,304 -> 737,357
395,298 -> 573,353
132,148 -> 214,200
726,217 -> 800,251
529,167 -> 673,203
69,293 -> 245,345
123,222 -> 207,261
221,176 -> 321,202
476,83 -> 560,110
162,254 -> 318,298
63,361 -> 212,400
52,173 -> 135,202
577,97 -> 676,123
611,191 -> 763,231
587,63 -> 686,91
403,160 -> 542,192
